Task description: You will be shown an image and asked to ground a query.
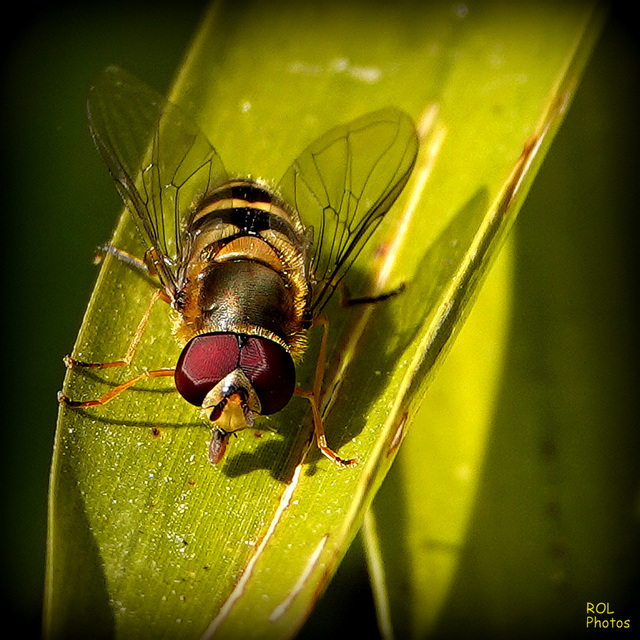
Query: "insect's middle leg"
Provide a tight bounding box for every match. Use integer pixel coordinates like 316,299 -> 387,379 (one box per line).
339,281 -> 406,307
60,287 -> 175,408
64,288 -> 166,370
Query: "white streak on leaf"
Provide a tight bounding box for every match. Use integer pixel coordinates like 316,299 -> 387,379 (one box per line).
268,534 -> 328,621
201,461 -> 305,639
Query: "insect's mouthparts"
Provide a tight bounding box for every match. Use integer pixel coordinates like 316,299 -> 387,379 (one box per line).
206,391 -> 254,431
208,428 -> 230,464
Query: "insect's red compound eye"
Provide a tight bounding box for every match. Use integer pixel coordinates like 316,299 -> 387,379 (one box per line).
174,333 -> 240,407
239,336 -> 295,415
175,333 -> 296,415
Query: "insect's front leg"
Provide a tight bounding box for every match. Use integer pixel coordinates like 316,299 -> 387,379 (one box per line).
296,282 -> 407,467
58,368 -> 175,408
295,316 -> 358,468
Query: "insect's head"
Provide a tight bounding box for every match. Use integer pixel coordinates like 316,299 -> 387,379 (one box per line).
174,332 -> 296,463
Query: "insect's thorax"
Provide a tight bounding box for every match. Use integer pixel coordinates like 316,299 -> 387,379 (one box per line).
175,180 -> 309,359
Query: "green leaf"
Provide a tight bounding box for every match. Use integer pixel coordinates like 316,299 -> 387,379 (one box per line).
45,2 -> 603,639
362,239 -> 515,639
362,5 -> 628,640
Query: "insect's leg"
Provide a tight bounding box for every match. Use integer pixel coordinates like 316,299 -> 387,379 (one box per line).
58,368 -> 175,408
339,281 -> 406,307
94,244 -> 149,273
295,316 -> 357,468
64,288 -> 167,370
295,388 -> 357,467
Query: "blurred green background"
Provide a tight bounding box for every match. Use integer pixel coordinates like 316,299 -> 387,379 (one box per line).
2,2 -> 638,638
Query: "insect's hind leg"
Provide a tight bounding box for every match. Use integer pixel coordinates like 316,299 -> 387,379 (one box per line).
94,243 -> 150,272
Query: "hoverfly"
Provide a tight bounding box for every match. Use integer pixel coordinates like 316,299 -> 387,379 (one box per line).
59,66 -> 418,466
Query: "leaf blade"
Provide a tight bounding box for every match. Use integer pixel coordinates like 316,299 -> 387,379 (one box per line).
362,3 -> 605,639
45,2 -> 603,639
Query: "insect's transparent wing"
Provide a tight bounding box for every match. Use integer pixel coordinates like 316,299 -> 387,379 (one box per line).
279,107 -> 418,316
87,66 -> 227,296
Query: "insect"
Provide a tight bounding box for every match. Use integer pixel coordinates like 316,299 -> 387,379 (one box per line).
59,66 -> 418,466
